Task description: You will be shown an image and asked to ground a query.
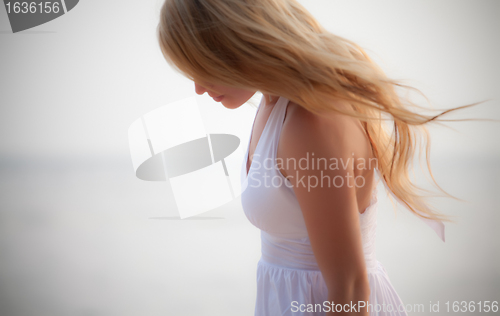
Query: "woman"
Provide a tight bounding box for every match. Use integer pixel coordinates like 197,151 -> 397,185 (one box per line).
156,0 -> 486,315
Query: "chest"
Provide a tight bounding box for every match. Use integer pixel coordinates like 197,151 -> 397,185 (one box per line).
246,104 -> 276,176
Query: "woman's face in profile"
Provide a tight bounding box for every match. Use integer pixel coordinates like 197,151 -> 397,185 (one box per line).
194,80 -> 256,109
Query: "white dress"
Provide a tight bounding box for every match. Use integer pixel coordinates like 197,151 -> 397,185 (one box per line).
240,96 -> 445,316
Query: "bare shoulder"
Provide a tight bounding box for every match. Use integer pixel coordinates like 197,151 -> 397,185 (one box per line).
280,98 -> 372,165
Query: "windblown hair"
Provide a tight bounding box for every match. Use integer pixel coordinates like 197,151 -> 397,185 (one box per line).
157,0 -> 489,223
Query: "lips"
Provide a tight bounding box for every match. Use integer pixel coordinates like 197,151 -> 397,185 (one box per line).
213,95 -> 224,102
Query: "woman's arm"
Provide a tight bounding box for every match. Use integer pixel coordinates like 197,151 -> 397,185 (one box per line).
279,101 -> 371,315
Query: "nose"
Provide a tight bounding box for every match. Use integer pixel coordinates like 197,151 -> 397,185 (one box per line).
194,82 -> 210,95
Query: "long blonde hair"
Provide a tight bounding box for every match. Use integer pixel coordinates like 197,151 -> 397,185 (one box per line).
157,0 -> 491,223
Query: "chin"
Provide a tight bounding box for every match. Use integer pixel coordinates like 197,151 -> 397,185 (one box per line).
221,100 -> 241,110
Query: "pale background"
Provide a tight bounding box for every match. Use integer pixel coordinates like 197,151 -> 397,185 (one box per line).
0,0 -> 499,315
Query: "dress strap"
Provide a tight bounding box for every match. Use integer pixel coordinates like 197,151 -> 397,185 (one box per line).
267,96 -> 289,149
265,96 -> 289,142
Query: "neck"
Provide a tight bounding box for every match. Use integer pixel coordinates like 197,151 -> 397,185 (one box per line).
262,93 -> 280,107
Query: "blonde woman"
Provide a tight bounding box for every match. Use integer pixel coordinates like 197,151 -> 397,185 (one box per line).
157,0 -> 486,315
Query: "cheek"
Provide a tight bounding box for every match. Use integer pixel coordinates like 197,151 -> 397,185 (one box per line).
237,90 -> 255,102
219,88 -> 255,109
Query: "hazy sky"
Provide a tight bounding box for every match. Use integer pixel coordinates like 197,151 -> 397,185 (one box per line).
0,0 -> 498,161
